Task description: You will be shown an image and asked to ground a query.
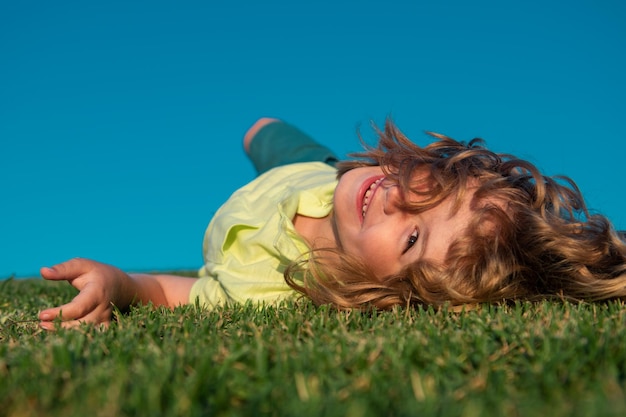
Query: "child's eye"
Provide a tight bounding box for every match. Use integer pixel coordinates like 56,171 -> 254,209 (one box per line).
404,229 -> 419,253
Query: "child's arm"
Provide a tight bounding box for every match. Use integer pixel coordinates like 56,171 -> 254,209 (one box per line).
38,258 -> 196,330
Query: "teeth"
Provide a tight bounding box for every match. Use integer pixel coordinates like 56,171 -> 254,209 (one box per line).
362,178 -> 383,219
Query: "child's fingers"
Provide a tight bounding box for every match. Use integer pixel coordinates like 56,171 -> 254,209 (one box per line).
39,307 -> 112,330
38,258 -> 118,331
38,304 -> 78,322
40,266 -> 63,280
40,257 -> 94,282
39,317 -> 110,331
38,283 -> 108,323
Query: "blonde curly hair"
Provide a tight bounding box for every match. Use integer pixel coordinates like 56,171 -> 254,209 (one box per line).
285,119 -> 626,309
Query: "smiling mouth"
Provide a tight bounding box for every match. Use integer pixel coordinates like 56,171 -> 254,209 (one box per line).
361,177 -> 385,220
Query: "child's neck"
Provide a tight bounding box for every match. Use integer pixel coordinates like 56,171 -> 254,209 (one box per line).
293,214 -> 336,249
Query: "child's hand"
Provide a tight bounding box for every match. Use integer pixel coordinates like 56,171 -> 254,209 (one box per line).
38,258 -> 133,330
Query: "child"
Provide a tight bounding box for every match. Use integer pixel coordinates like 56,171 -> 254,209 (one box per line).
38,118 -> 626,329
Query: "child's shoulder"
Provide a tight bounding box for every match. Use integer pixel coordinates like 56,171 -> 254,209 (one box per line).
244,161 -> 337,193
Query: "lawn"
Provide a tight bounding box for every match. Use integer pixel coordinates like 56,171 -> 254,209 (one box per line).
1,277 -> 626,417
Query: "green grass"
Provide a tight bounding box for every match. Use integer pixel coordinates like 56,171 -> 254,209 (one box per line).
2,278 -> 626,417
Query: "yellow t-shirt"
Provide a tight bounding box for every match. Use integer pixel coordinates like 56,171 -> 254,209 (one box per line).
189,162 -> 337,308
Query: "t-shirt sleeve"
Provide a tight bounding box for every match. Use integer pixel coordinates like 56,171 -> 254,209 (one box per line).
189,274 -> 231,308
189,271 -> 298,309
247,121 -> 338,175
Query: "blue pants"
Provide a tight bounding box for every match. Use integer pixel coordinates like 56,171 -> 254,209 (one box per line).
247,121 -> 338,175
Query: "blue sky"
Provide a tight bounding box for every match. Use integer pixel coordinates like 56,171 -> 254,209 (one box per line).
2,0 -> 625,278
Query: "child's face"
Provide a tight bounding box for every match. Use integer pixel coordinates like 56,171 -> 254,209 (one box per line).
332,166 -> 479,278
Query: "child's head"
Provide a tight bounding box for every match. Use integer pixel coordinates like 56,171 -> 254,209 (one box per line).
285,119 -> 626,309
330,163 -> 488,279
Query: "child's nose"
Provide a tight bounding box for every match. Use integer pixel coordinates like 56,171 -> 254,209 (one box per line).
382,183 -> 403,215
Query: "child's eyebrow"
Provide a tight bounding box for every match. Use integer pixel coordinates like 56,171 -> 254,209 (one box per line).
416,228 -> 428,260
